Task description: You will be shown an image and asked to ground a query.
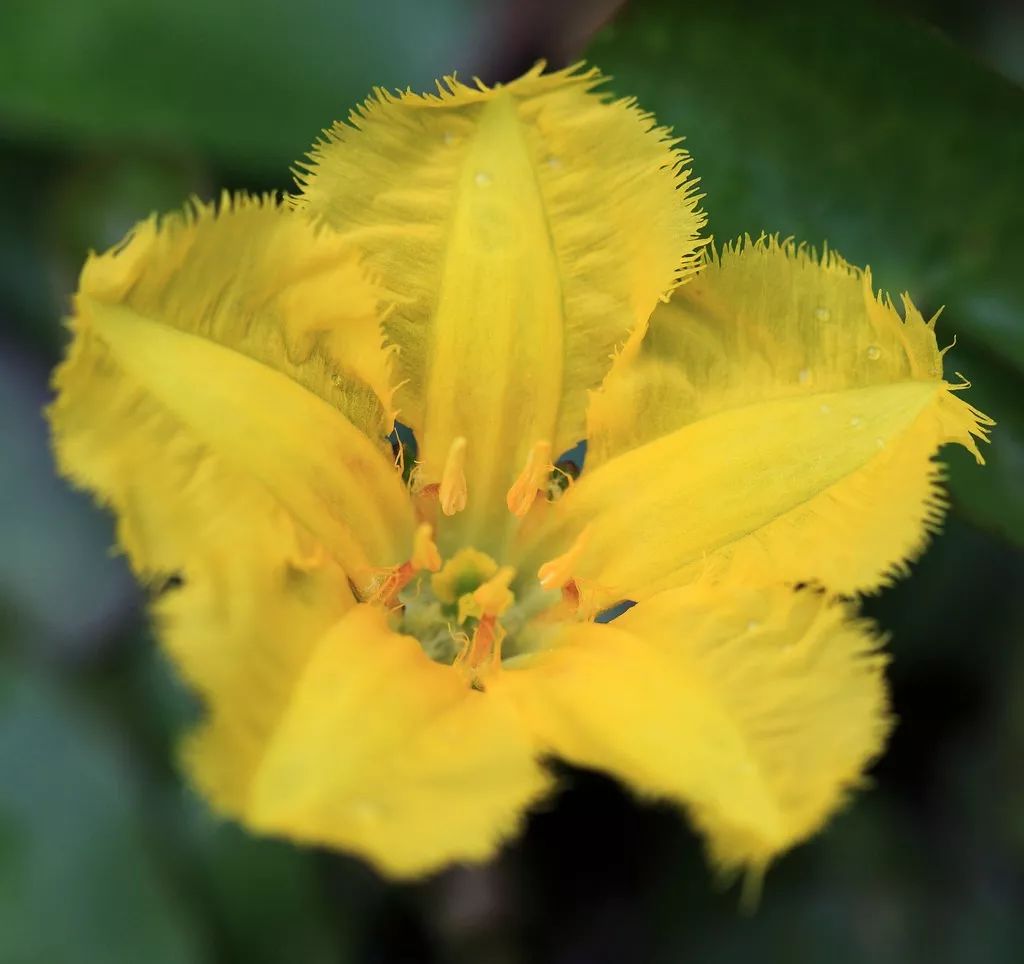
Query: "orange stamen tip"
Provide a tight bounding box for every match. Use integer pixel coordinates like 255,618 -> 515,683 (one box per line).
561,579 -> 581,609
368,560 -> 414,606
506,440 -> 553,517
411,522 -> 442,572
538,525 -> 591,590
455,613 -> 506,685
439,436 -> 468,516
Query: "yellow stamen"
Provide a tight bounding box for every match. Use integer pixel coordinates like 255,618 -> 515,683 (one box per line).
456,565 -> 515,624
411,522 -> 442,572
454,614 -> 506,687
451,565 -> 515,683
438,436 -> 468,516
537,525 -> 591,590
472,565 -> 516,617
506,440 -> 553,517
368,561 -> 414,607
369,524 -> 442,606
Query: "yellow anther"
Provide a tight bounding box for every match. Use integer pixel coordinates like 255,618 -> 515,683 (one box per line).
438,436 -> 468,516
458,561 -> 512,618
366,525 -> 440,607
537,525 -> 591,590
472,565 -> 516,617
411,522 -> 442,573
506,440 -> 552,517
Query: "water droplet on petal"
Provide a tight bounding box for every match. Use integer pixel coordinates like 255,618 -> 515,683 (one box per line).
850,416 -> 863,428
330,373 -> 342,387
474,171 -> 492,187
814,306 -> 831,322
875,436 -> 886,449
545,155 -> 562,170
866,344 -> 881,361
819,403 -> 832,415
746,619 -> 761,631
798,368 -> 811,385
442,131 -> 455,145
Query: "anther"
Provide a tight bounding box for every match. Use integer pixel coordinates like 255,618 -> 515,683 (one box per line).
411,523 -> 442,572
369,524 -> 441,607
472,566 -> 516,617
537,525 -> 591,590
457,565 -> 515,624
506,440 -> 553,517
452,566 -> 515,686
439,436 -> 468,516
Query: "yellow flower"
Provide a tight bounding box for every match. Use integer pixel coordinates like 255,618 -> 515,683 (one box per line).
49,64 -> 992,880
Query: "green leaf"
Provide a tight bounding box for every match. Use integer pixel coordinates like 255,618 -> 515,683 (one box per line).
590,1 -> 1024,543
0,665 -> 208,964
181,807 -> 351,964
0,348 -> 135,657
0,0 -> 479,174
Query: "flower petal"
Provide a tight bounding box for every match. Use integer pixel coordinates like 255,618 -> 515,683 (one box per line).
174,591 -> 551,877
158,502 -> 357,805
294,64 -> 705,549
492,585 -> 890,873
49,195 -> 415,581
522,237 -> 992,604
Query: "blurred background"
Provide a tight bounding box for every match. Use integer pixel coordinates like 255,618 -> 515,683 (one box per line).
1,0 -> 1023,961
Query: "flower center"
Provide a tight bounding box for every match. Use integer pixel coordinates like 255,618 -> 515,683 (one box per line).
366,436 -> 592,687
367,533 -> 564,688
396,547 -> 515,680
